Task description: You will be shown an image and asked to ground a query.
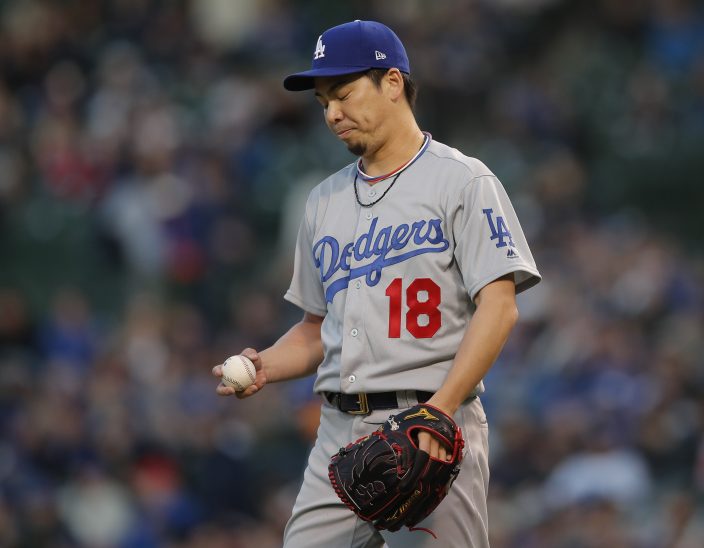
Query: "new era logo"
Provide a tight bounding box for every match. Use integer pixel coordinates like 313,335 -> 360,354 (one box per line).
507,248 -> 519,259
375,50 -> 386,60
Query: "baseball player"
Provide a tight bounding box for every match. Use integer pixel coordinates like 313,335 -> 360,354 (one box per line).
213,20 -> 541,547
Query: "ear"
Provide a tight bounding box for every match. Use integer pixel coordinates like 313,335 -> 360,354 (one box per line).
383,68 -> 405,102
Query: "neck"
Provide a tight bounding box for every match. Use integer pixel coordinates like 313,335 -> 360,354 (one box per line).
361,119 -> 425,176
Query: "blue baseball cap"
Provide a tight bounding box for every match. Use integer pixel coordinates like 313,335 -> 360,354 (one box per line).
283,20 -> 410,91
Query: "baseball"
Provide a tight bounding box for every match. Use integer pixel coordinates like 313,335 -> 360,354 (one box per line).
221,355 -> 257,392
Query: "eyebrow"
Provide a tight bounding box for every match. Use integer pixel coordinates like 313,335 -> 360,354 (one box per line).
314,77 -> 355,99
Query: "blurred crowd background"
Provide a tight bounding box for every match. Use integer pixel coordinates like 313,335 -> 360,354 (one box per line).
0,0 -> 703,546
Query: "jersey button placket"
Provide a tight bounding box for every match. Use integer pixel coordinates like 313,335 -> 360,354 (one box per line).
340,203 -> 372,391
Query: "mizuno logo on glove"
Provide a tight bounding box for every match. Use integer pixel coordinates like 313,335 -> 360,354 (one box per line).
403,407 -> 439,421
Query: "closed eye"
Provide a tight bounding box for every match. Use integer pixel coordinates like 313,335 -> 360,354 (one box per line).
315,76 -> 356,109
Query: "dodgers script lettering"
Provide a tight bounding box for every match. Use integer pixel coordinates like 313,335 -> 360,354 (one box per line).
313,217 -> 449,303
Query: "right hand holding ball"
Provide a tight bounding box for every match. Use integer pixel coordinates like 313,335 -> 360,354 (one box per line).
220,355 -> 257,392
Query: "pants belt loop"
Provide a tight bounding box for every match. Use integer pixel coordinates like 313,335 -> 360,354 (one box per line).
397,390 -> 412,408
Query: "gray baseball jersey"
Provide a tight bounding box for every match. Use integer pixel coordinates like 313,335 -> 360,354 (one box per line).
284,137 -> 541,395
283,137 -> 540,547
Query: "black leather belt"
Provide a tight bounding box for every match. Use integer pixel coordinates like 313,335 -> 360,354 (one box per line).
323,390 -> 435,415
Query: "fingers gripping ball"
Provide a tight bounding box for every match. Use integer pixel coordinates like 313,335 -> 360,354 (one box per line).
221,355 -> 256,392
328,404 -> 465,534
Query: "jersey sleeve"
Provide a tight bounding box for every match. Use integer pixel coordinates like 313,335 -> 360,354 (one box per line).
452,175 -> 541,301
284,201 -> 327,316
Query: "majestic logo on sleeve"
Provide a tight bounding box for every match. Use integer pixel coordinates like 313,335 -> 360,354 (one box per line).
313,217 -> 449,303
483,208 -> 519,259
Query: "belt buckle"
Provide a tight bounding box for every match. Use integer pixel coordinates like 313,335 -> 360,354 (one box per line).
348,392 -> 369,415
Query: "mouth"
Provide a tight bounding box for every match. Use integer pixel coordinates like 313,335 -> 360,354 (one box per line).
336,128 -> 354,139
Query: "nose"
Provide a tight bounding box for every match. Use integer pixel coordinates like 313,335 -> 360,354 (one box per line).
325,101 -> 343,126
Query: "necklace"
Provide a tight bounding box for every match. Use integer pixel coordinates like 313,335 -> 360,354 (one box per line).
354,172 -> 401,208
354,132 -> 431,207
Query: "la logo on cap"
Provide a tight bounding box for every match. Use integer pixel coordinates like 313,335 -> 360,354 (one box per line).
314,35 -> 325,59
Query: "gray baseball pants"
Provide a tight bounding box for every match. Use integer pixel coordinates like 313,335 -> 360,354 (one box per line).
283,394 -> 490,547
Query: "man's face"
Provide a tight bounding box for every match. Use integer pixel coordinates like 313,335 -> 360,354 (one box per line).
313,73 -> 390,157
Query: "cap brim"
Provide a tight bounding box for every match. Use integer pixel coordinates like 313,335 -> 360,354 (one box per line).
283,66 -> 371,91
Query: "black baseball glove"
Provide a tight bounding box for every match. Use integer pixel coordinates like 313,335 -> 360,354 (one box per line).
328,403 -> 465,534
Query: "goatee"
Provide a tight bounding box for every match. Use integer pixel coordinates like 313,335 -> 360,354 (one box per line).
347,142 -> 366,156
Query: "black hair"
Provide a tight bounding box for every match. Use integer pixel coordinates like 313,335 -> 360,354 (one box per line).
365,68 -> 418,110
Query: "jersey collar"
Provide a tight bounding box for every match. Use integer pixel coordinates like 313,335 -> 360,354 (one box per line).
356,132 -> 432,183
